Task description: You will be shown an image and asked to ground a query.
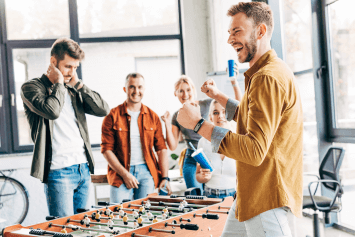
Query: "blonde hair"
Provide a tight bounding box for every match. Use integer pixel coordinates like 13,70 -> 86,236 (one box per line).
209,99 -> 233,130
174,75 -> 197,97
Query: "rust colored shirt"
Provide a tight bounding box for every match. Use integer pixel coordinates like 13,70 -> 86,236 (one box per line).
211,50 -> 303,221
101,102 -> 167,188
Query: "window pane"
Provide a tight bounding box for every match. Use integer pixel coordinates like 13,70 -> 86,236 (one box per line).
328,0 -> 355,128
5,0 -> 70,40
80,40 -> 182,144
13,48 -> 51,146
209,0 -> 251,71
281,0 -> 319,175
296,72 -> 319,175
333,142 -> 355,228
282,0 -> 313,72
77,0 -> 179,38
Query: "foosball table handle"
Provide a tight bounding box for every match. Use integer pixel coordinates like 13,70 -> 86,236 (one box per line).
46,216 -> 59,221
193,213 -> 219,219
76,208 -> 89,213
180,223 -> 199,230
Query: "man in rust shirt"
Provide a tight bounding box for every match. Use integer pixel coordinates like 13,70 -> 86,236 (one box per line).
101,73 -> 172,203
177,2 -> 302,236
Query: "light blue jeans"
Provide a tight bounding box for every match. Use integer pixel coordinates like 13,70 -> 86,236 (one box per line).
110,164 -> 155,203
204,187 -> 236,199
221,199 -> 292,237
44,163 -> 90,217
183,148 -> 203,195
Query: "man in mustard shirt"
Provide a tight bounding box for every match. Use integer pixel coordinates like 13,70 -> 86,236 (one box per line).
177,2 -> 303,236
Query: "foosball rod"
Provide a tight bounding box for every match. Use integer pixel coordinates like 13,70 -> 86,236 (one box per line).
206,209 -> 229,214
49,223 -> 119,235
193,213 -> 219,219
218,205 -> 231,210
164,222 -> 199,230
129,203 -> 192,212
29,229 -> 72,237
142,200 -> 207,208
149,227 -> 175,234
131,233 -> 154,237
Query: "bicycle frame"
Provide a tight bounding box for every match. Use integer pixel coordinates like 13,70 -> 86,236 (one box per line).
0,169 -> 18,200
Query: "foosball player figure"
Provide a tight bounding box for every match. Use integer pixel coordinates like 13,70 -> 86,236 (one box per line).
133,210 -> 139,219
109,211 -> 115,220
152,215 -> 159,223
182,198 -> 188,207
84,215 -> 91,227
163,206 -> 169,214
145,200 -> 151,209
161,211 -> 167,220
178,202 -> 185,212
133,220 -> 139,229
60,227 -> 67,234
137,214 -> 143,227
107,217 -> 114,230
138,205 -> 145,214
146,210 -> 153,221
122,213 -> 129,225
95,210 -> 101,221
104,207 -> 111,216
117,203 -> 123,210
119,208 -> 125,217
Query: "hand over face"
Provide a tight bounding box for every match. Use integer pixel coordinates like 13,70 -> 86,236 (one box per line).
46,63 -> 64,84
67,70 -> 80,87
201,79 -> 220,99
176,102 -> 202,130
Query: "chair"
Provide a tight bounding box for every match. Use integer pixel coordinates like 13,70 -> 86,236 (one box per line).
303,147 -> 345,237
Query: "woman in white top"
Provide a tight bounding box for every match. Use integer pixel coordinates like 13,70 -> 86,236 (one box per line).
195,100 -> 237,199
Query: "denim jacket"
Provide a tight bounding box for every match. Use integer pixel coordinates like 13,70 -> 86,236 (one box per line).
21,74 -> 110,183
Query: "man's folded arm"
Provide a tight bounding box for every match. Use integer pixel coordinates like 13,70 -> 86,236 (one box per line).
21,81 -> 66,120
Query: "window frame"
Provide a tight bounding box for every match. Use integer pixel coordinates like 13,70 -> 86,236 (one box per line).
312,0 -> 355,143
0,0 -> 185,154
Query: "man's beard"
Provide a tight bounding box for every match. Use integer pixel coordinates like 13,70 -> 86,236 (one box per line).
240,29 -> 257,63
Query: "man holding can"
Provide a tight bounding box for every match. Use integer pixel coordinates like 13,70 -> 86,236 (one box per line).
177,2 -> 303,236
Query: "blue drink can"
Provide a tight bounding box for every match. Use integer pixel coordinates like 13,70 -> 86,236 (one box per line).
159,188 -> 169,196
191,148 -> 213,172
228,59 -> 235,77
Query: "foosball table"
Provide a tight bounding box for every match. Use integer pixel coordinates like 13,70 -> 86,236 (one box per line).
2,194 -> 233,237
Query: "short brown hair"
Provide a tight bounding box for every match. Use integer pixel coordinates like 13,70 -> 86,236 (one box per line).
51,38 -> 85,61
125,73 -> 144,86
227,2 -> 274,37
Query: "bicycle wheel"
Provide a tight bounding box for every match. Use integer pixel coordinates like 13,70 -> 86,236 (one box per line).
0,176 -> 29,229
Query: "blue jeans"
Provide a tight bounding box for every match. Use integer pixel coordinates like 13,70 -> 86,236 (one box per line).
204,187 -> 236,199
44,163 -> 90,217
110,164 -> 155,203
183,148 -> 203,195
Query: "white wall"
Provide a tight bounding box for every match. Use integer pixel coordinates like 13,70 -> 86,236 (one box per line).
180,0 -> 213,99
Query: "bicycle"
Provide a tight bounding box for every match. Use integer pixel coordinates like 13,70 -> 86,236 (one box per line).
0,169 -> 29,230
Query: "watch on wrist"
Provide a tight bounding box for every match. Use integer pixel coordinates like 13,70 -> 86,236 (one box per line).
161,177 -> 170,181
193,118 -> 205,133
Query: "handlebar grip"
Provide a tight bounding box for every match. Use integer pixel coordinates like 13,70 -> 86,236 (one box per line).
180,223 -> 199,230
202,214 -> 219,219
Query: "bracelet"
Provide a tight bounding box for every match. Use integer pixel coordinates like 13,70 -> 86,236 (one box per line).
193,118 -> 205,133
161,177 -> 170,181
232,84 -> 237,87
